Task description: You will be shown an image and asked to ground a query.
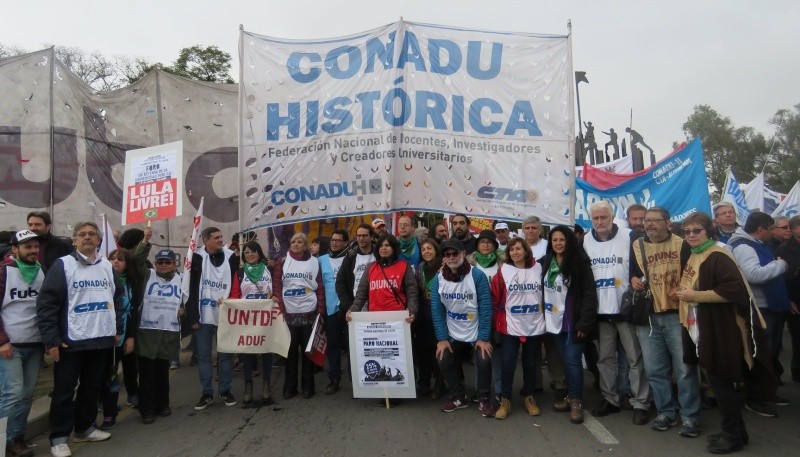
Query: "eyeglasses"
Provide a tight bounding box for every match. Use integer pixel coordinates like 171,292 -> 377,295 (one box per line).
330,238 -> 345,243
443,251 -> 461,258
682,228 -> 704,236
155,260 -> 174,265
644,218 -> 666,224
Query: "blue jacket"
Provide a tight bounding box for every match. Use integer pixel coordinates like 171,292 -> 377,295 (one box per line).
430,266 -> 492,342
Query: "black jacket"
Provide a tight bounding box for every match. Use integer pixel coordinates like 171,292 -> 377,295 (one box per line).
777,237 -> 800,304
335,246 -> 375,316
38,233 -> 74,272
539,252 -> 599,342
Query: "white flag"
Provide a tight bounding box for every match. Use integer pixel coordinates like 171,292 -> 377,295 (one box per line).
720,168 -> 750,227
744,172 -> 765,212
98,213 -> 116,259
771,181 -> 800,219
181,197 -> 204,297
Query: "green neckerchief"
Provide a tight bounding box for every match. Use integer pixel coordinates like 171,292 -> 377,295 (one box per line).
14,258 -> 42,285
397,236 -> 416,258
117,271 -> 128,286
545,257 -> 561,288
690,238 -> 716,254
474,251 -> 497,269
244,261 -> 267,284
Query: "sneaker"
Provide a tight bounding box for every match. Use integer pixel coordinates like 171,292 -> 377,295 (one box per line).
74,429 -> 111,442
126,394 -> 139,408
591,399 -> 620,417
744,400 -> 777,418
650,414 -> 677,431
524,395 -> 541,416
494,397 -> 511,420
220,391 -> 237,406
99,416 -> 116,430
679,419 -> 701,438
478,398 -> 495,418
765,396 -> 790,407
194,394 -> 214,411
169,361 -> 180,370
50,443 -> 72,457
441,394 -> 469,413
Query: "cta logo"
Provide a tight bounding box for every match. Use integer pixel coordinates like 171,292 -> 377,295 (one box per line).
509,304 -> 540,314
271,178 -> 382,205
447,310 -> 475,321
594,278 -> 620,288
477,187 -> 537,203
284,287 -> 310,297
200,298 -> 217,308
245,293 -> 270,299
73,301 -> 109,314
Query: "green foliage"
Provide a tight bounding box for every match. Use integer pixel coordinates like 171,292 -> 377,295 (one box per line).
766,104 -> 800,192
167,45 -> 233,84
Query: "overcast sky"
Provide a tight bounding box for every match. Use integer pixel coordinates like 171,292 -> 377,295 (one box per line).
3,0 -> 798,162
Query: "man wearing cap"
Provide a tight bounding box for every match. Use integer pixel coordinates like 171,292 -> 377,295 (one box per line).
26,211 -> 73,272
135,249 -> 184,424
372,218 -> 388,239
397,215 -> 421,269
451,214 -> 477,254
494,222 -> 512,252
0,230 -> 45,457
431,238 -> 493,417
36,222 -> 124,457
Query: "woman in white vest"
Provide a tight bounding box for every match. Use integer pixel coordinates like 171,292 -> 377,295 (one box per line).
540,226 -> 598,425
135,249 -> 183,425
491,238 -> 545,420
230,241 -> 275,406
272,233 -> 324,399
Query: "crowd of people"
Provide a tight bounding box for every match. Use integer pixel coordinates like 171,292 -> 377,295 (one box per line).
0,205 -> 797,456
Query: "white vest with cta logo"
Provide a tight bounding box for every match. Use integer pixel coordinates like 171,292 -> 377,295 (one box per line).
198,247 -> 234,325
140,270 -> 182,332
63,255 -> 116,341
437,272 -> 479,343
583,229 -> 631,314
241,269 -> 273,299
544,273 -> 568,334
282,254 -> 319,314
499,263 -> 545,337
1,265 -> 44,343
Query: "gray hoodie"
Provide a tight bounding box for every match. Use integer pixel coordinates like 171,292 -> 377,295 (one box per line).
729,231 -> 788,309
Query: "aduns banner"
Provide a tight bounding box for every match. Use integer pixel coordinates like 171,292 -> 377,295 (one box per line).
575,138 -> 711,227
239,20 -> 575,231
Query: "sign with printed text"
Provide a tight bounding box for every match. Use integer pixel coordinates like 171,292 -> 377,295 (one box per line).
121,141 -> 183,225
217,299 -> 291,356
348,311 -> 416,399
239,21 -> 575,231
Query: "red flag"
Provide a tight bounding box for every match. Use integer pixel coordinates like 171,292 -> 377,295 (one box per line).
304,314 -> 328,367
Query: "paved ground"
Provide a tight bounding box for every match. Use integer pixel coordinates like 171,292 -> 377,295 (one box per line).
23,341 -> 800,457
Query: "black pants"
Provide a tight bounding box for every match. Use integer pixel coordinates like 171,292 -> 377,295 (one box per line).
101,346 -> 138,417
285,324 -> 315,395
412,318 -> 437,388
49,349 -> 109,441
708,371 -> 747,443
137,356 -> 170,417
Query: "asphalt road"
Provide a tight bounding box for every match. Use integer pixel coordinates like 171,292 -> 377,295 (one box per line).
28,346 -> 800,457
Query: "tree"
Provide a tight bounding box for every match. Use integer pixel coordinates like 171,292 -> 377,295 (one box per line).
167,45 -> 233,84
765,103 -> 800,192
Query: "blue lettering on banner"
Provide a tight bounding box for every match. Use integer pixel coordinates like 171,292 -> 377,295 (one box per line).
284,288 -> 308,297
73,301 -> 109,313
271,179 -> 380,206
200,298 -> 217,308
509,304 -> 540,314
9,287 -> 38,299
147,283 -> 179,297
594,278 -> 616,288
477,186 -> 528,203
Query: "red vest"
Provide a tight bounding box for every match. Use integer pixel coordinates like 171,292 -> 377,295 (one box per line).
366,260 -> 408,312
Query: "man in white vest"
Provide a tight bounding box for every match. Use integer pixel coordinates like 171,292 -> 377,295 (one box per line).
0,230 -> 45,457
36,222 -> 124,457
583,201 -> 650,425
430,238 -> 494,417
185,227 -> 240,411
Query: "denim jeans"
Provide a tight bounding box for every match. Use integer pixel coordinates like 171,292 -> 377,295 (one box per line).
636,312 -> 701,422
499,334 -> 541,399
196,324 -> 233,395
554,332 -> 586,400
0,345 -> 43,441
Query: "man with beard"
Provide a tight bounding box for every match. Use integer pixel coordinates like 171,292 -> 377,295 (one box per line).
494,222 -> 512,252
372,219 -> 388,238
434,223 -> 449,245
320,229 -> 349,395
451,214 -> 477,254
26,211 -> 73,272
627,204 -> 647,239
430,239 -> 493,417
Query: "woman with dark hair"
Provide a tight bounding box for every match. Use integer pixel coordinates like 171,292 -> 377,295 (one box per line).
100,249 -> 141,430
676,212 -> 768,454
230,241 -> 275,405
491,237 -> 545,420
347,234 -> 418,318
540,225 -> 598,424
272,233 -> 324,399
414,238 -> 446,398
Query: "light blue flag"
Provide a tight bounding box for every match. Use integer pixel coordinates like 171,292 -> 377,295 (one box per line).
721,168 -> 750,227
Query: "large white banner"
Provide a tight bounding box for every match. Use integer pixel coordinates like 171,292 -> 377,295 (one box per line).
348,311 -> 416,399
239,21 -> 574,230
217,299 -> 291,356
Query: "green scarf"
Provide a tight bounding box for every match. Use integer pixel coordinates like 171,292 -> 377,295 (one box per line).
398,236 -> 416,258
545,257 -> 561,289
14,259 -> 42,285
244,261 -> 266,284
690,238 -> 715,254
474,251 -> 497,269
117,271 -> 128,286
